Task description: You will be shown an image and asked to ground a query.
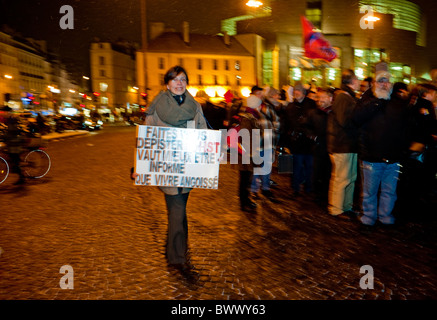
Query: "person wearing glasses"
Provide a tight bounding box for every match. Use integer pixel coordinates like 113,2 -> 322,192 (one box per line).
137,66 -> 207,278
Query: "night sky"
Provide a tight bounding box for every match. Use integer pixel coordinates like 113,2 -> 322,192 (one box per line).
1,0 -> 436,79
0,0 -> 246,80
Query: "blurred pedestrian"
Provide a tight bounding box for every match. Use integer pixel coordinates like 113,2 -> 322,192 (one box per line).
353,73 -> 409,232
134,66 -> 207,276
231,86 -> 263,212
4,114 -> 25,184
359,77 -> 373,97
404,83 -> 437,210
249,86 -> 278,201
326,69 -> 360,219
306,88 -> 333,205
280,82 -> 317,197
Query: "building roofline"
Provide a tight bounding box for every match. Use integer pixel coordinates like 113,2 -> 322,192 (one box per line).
146,32 -> 253,56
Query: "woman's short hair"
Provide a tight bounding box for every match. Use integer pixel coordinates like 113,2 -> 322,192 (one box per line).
164,66 -> 189,85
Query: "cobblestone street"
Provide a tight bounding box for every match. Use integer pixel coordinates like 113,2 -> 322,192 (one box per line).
1,126 -> 436,303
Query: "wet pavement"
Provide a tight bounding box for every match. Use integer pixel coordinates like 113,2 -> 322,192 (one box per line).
0,126 -> 436,306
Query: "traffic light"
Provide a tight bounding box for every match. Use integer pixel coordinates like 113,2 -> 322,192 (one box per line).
141,92 -> 147,101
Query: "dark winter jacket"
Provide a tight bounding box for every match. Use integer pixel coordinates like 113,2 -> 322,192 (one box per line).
408,97 -> 437,145
353,88 -> 409,163
306,106 -> 331,156
327,85 -> 359,153
233,107 -> 260,172
280,96 -> 317,154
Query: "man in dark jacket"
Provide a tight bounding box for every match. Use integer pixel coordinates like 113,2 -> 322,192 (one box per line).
280,82 -> 317,196
353,72 -> 409,229
326,69 -> 360,218
306,88 -> 333,205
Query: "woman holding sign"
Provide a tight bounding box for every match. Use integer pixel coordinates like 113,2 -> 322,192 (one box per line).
139,66 -> 207,277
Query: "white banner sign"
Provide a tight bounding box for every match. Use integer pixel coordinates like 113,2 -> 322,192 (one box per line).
134,125 -> 221,189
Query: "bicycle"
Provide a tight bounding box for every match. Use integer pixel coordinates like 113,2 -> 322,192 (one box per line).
0,138 -> 51,185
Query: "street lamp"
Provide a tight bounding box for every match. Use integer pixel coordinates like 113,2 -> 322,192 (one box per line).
364,15 -> 380,77
364,16 -> 380,22
246,0 -> 263,8
140,0 -> 148,103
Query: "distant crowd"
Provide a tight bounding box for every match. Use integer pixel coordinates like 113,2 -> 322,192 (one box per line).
227,69 -> 436,234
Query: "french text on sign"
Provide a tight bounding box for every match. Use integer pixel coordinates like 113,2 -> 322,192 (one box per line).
134,125 -> 221,190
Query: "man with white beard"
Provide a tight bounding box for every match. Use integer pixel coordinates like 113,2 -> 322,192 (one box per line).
353,71 -> 409,234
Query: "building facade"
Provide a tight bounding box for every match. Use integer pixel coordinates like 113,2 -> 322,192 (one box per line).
0,30 -> 78,112
137,22 -> 258,102
89,41 -> 137,111
232,0 -> 430,88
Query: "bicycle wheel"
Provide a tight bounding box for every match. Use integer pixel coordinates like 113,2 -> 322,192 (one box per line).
23,150 -> 51,178
0,157 -> 9,184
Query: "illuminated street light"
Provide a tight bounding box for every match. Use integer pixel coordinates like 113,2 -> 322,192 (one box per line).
4,74 -> 13,79
364,16 -> 380,22
246,0 -> 263,8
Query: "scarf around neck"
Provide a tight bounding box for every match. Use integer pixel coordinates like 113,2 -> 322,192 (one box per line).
148,90 -> 199,128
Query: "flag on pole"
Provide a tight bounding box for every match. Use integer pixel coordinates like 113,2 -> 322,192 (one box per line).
301,16 -> 338,62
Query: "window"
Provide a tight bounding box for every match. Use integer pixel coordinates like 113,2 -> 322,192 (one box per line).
263,51 -> 273,86
198,74 -> 203,85
99,82 -> 108,92
99,56 -> 105,65
234,60 -> 240,71
306,1 -> 322,31
213,75 -> 218,85
197,59 -> 202,70
178,58 -> 183,66
159,74 -> 165,86
99,69 -> 106,77
158,57 -> 165,70
225,60 -> 229,70
213,59 -> 218,70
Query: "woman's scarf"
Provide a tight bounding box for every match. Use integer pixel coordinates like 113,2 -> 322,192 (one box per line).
148,90 -> 199,128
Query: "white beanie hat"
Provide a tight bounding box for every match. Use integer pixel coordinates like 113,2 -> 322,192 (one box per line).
246,95 -> 262,109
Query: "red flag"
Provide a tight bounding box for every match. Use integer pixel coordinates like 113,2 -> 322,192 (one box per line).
224,89 -> 234,103
301,16 -> 337,62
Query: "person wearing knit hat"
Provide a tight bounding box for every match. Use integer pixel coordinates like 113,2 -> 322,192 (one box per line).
280,81 -> 318,197
354,73 -> 409,232
375,71 -> 390,83
246,94 -> 262,110
373,71 -> 392,100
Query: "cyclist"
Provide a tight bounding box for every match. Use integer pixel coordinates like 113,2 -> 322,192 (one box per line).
4,115 -> 25,184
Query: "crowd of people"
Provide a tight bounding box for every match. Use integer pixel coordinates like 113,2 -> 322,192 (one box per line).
133,65 -> 436,281
233,68 -> 437,235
